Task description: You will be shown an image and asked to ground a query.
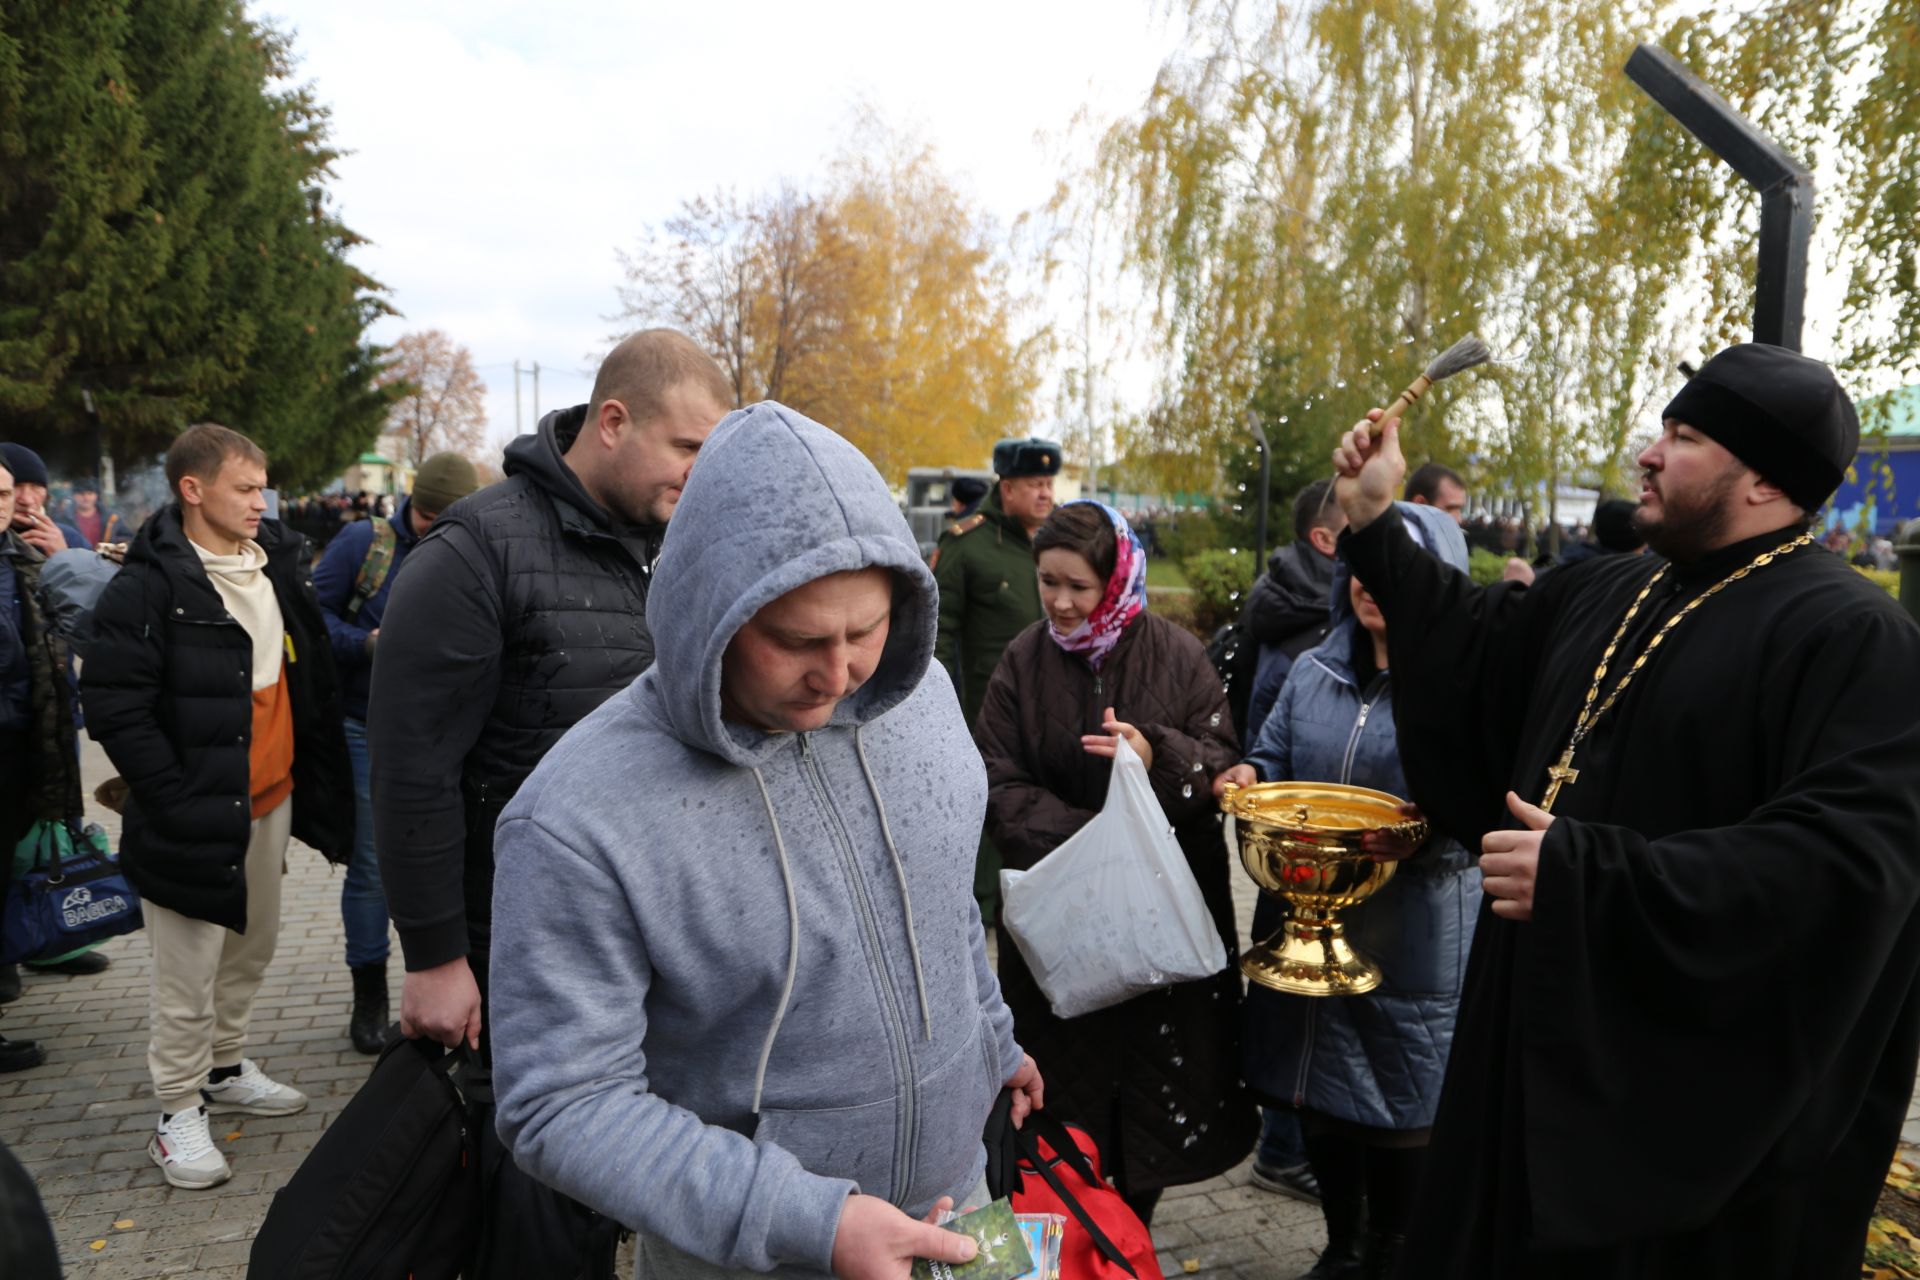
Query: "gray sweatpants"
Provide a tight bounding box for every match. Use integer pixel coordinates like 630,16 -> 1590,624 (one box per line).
635,1174 -> 993,1280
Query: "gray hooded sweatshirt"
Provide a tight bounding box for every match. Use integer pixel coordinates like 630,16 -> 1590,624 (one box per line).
490,402 -> 1022,1274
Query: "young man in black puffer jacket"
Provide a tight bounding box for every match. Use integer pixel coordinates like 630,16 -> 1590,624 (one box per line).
83,423 -> 351,1190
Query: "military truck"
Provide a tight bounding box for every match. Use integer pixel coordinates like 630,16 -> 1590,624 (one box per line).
902,465 -> 997,560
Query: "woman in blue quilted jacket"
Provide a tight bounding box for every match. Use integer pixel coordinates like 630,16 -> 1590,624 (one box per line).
1213,502 -> 1481,1280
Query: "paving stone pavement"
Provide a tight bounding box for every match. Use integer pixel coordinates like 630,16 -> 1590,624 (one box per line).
5,740 -> 1911,1278
1,739 -> 397,1279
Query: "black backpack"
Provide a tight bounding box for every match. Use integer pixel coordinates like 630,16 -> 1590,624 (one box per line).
248,1037 -> 478,1280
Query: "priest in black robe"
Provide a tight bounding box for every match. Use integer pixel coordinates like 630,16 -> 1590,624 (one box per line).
1327,343 -> 1920,1278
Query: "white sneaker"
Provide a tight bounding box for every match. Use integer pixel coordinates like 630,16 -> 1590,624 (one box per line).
149,1106 -> 232,1189
202,1058 -> 307,1116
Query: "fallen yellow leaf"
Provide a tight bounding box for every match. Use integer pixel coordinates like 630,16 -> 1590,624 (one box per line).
225,1131 -> 243,1142
113,1219 -> 133,1230
89,1240 -> 105,1251
1181,1262 -> 1200,1275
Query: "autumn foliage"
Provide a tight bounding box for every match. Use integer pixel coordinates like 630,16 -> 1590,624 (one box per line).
0,0 -> 396,488
614,135 -> 1041,484
376,330 -> 489,469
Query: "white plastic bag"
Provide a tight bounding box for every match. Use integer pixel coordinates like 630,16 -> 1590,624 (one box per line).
998,737 -> 1227,1019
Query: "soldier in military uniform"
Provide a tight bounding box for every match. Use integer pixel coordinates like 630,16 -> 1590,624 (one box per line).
945,476 -> 988,524
933,436 -> 1062,922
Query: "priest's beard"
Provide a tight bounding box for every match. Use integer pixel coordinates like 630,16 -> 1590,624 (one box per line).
1633,463 -> 1742,563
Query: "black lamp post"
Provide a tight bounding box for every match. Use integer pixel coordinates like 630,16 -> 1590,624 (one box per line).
1625,44 -> 1814,350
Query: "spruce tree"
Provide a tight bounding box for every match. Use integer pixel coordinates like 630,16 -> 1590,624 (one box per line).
0,0 -> 395,488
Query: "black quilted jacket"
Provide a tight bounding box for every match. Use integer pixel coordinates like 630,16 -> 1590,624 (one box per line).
974,611 -> 1259,1195
368,405 -> 663,971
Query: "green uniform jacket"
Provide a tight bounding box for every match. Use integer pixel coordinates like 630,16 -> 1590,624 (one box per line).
933,488 -> 1042,730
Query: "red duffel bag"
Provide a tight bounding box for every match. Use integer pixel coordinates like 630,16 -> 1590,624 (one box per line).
983,1092 -> 1165,1280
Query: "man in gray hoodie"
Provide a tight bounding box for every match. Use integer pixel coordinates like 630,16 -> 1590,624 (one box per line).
489,402 -> 1043,1278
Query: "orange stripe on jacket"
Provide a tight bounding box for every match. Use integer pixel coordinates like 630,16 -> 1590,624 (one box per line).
250,661 -> 294,817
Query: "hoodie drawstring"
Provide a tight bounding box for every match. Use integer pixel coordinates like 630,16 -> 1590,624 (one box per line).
749,768 -> 800,1115
855,726 -> 933,1044
747,730 -> 935,1114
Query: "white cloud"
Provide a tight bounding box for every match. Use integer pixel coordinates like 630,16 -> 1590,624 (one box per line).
253,0 -> 1180,448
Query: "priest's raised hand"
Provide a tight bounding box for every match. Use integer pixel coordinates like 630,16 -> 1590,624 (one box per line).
1330,406 -> 1404,530
1478,792 -> 1553,921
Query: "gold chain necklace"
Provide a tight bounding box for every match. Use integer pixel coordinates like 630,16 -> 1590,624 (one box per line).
1539,530 -> 1814,813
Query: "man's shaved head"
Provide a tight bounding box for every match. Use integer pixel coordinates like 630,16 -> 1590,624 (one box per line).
589,329 -> 733,431
568,330 -> 732,527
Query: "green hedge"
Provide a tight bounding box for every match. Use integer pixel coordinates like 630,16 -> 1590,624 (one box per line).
1467,547 -> 1508,586
1149,587 -> 1203,637
1182,549 -> 1258,634
1859,566 -> 1898,597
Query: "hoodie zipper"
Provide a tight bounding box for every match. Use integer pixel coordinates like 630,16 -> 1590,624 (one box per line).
796,733 -> 917,1199
1294,669 -> 1388,1106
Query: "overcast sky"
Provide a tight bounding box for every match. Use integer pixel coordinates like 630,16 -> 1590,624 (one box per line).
252,0 -> 1183,450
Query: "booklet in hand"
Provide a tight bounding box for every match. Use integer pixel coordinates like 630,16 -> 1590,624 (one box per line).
910,1198 -> 1034,1280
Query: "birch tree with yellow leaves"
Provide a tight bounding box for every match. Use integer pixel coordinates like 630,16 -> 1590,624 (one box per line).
614,135 -> 1042,485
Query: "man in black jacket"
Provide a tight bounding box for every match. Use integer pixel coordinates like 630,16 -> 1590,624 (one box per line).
0,458 -> 50,1071
83,423 -> 352,1190
369,328 -> 731,1054
1239,479 -> 1346,739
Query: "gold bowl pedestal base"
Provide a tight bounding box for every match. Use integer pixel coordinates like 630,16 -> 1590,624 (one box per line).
1241,910 -> 1382,997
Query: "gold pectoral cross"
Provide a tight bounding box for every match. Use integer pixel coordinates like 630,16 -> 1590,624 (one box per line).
1541,748 -> 1579,814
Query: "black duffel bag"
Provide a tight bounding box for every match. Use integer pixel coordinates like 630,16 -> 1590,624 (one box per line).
248,1037 -> 477,1280
459,1063 -> 624,1280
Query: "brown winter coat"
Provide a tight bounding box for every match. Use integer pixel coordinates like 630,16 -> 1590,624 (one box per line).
975,611 -> 1258,1196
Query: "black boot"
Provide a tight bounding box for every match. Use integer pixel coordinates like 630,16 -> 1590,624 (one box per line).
349,963 -> 391,1055
1361,1228 -> 1405,1280
0,964 -> 19,1004
1301,1129 -> 1367,1280
1359,1140 -> 1424,1280
0,1034 -> 45,1073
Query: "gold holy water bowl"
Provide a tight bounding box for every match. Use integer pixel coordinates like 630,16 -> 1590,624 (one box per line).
1219,781 -> 1427,997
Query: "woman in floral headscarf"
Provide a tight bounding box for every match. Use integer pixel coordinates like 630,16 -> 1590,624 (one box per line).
974,500 -> 1257,1223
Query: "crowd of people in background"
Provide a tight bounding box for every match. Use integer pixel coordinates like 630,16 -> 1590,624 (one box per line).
0,454 -> 406,563
280,491 -> 394,550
